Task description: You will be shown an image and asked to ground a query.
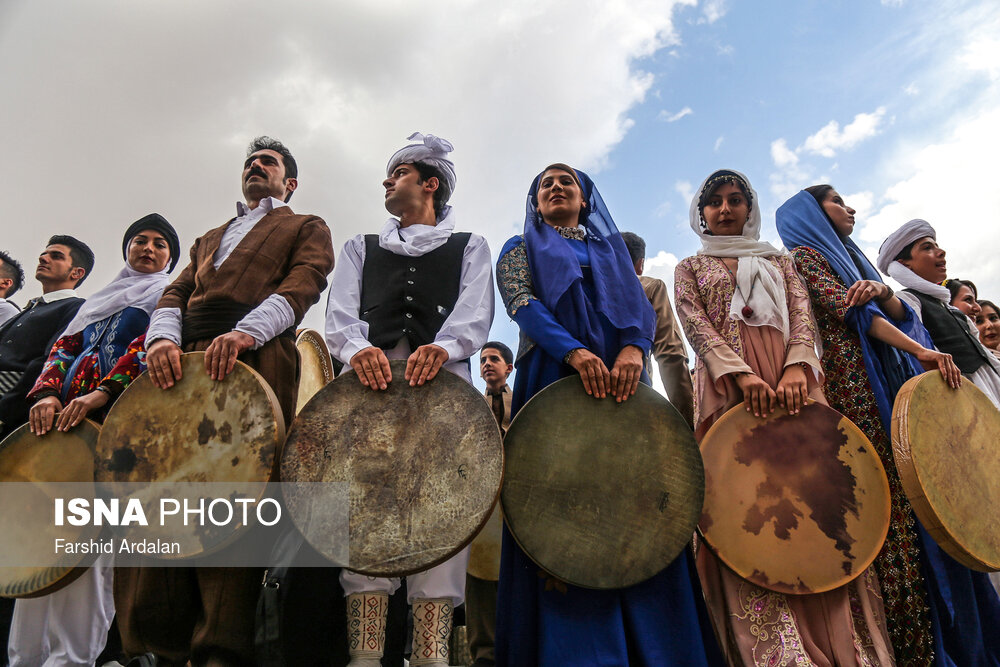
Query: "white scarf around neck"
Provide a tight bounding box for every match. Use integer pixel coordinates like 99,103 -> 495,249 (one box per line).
62,263 -> 170,337
378,206 -> 457,257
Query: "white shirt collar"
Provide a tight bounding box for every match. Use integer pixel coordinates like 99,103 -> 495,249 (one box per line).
236,196 -> 287,218
40,288 -> 79,303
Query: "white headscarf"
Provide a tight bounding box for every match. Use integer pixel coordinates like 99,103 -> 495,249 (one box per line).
378,206 -> 457,258
690,169 -> 789,339
62,262 -> 171,337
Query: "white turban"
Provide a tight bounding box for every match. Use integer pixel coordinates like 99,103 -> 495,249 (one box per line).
876,218 -> 936,274
386,132 -> 457,201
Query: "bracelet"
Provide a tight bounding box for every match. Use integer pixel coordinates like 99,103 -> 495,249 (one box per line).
876,284 -> 894,302
95,385 -> 113,397
563,348 -> 580,364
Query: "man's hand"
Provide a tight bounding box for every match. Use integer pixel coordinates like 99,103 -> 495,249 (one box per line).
204,331 -> 256,381
29,396 -> 62,435
146,339 -> 184,389
567,348 -> 611,398
351,346 -> 392,390
55,390 -> 110,431
609,345 -> 644,403
405,344 -> 449,386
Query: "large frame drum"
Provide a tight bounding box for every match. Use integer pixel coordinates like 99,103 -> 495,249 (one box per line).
892,371 -> 1000,571
281,360 -> 504,576
95,352 -> 283,558
699,401 -> 891,595
502,378 -> 704,590
0,420 -> 101,597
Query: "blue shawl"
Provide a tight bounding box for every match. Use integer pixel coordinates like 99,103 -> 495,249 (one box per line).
523,167 -> 654,362
775,190 -> 924,428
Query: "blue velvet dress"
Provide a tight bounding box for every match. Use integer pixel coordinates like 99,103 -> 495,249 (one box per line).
494,234 -> 721,667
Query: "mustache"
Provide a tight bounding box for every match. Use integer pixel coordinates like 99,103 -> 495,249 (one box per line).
246,167 -> 266,180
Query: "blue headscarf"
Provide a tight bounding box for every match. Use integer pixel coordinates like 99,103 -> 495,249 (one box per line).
523,165 -> 654,361
775,189 -> 924,429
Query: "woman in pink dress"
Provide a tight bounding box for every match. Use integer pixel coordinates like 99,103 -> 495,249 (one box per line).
674,169 -> 895,666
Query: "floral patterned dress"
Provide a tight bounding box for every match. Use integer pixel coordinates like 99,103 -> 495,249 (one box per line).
675,253 -> 895,667
790,246 -> 934,666
27,307 -> 150,416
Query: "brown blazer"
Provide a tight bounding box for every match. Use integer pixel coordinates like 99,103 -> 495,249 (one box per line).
640,275 -> 694,428
157,206 -> 335,426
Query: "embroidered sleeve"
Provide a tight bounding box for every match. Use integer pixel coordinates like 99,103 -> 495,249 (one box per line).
674,258 -> 732,358
790,247 -> 850,323
100,333 -> 147,398
780,254 -> 819,348
496,237 -> 536,316
27,332 -> 84,401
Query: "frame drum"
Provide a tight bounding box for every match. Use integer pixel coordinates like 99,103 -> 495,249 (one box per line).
95,352 -> 283,558
0,420 -> 101,597
295,329 -> 334,415
699,401 -> 890,594
281,360 -> 503,576
502,377 -> 703,590
893,371 -> 1000,571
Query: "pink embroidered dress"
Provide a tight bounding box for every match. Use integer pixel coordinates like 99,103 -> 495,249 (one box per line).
674,170 -> 895,666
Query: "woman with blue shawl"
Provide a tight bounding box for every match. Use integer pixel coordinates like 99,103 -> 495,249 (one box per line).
776,186 -> 1000,667
494,164 -> 720,666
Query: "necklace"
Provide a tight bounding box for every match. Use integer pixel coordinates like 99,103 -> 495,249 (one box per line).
720,258 -> 759,318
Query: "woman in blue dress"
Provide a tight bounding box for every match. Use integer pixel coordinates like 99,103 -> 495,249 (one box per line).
494,163 -> 720,666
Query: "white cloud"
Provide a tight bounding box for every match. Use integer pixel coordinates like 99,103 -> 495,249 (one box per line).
904,82 -> 920,96
0,0 -> 694,331
881,0 -> 904,6
960,36 -> 1000,81
658,106 -> 693,122
698,0 -> 727,24
674,180 -> 695,205
713,136 -> 724,152
801,107 -> 887,157
770,138 -> 799,168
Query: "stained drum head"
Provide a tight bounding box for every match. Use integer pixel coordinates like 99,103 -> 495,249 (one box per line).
502,378 -> 703,590
699,401 -> 890,594
95,352 -> 283,558
282,361 -> 504,576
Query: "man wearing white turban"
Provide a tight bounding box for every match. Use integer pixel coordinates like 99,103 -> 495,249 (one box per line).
877,219 -> 1000,406
325,132 -> 494,666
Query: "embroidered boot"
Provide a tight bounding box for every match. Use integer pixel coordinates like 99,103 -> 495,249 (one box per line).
410,597 -> 453,666
346,591 -> 388,667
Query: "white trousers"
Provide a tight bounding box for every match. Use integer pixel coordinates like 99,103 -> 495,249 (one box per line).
340,546 -> 470,606
8,554 -> 115,667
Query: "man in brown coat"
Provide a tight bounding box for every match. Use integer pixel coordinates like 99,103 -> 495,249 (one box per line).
118,137 -> 335,666
621,232 -> 694,427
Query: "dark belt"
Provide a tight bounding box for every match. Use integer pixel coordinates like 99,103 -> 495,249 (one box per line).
182,299 -> 295,344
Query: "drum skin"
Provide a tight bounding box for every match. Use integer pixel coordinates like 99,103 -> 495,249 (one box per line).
699,401 -> 891,595
0,420 -> 101,598
95,352 -> 283,558
295,329 -> 334,415
502,377 -> 704,590
282,360 -> 504,576
892,371 -> 1000,572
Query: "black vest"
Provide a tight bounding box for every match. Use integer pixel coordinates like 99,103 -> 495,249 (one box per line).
906,289 -> 991,374
360,233 -> 471,351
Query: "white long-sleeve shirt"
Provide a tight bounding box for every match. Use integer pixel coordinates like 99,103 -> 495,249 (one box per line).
146,197 -> 296,349
325,212 -> 493,384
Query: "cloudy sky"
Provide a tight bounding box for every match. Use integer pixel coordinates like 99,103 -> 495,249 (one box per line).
2,0 -> 997,393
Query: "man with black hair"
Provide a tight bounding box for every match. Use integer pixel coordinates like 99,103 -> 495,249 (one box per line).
464,340 -> 513,667
621,231 -> 694,427
0,250 -> 25,326
0,236 -> 92,438
325,132 -> 493,667
123,136 -> 334,666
